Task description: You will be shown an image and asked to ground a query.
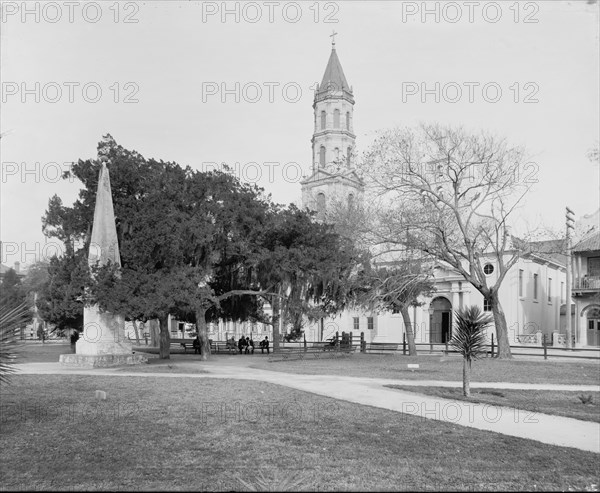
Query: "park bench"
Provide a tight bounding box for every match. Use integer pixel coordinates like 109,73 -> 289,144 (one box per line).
366,343 -> 399,354
321,339 -> 354,352
210,340 -> 240,354
169,339 -> 238,354
170,338 -> 198,353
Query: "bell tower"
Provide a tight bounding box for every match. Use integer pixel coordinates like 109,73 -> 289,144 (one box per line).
301,34 -> 364,219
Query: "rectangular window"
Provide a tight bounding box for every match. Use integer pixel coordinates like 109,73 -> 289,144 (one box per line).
548,278 -> 552,303
533,273 -> 538,300
518,269 -> 524,298
353,317 -> 359,331
589,257 -> 600,277
561,282 -> 565,304
483,299 -> 492,312
333,109 -> 340,128
367,317 -> 374,330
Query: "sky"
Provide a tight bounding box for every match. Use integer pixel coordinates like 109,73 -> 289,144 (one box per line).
1,0 -> 599,268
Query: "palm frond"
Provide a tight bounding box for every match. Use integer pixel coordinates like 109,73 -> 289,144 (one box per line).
450,305 -> 493,363
0,301 -> 31,385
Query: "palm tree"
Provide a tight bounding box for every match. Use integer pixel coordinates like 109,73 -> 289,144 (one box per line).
0,301 -> 31,386
450,305 -> 493,397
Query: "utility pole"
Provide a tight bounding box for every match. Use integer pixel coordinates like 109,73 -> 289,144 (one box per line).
565,207 -> 575,349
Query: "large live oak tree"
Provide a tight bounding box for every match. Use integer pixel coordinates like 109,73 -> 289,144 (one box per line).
41,136 -> 360,359
43,136 -> 271,359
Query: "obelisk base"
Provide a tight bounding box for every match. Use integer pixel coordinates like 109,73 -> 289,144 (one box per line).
59,353 -> 148,368
59,305 -> 147,367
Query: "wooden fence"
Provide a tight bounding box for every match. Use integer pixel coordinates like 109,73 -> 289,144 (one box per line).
372,333 -> 600,361
203,331 -> 600,361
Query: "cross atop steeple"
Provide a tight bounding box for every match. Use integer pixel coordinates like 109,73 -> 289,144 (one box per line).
318,34 -> 350,94
330,30 -> 338,48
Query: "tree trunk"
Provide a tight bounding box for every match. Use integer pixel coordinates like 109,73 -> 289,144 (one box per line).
490,294 -> 512,359
132,320 -> 141,346
158,313 -> 170,359
463,358 -> 471,397
195,307 -> 210,362
272,293 -> 281,354
149,318 -> 160,347
400,304 -> 418,356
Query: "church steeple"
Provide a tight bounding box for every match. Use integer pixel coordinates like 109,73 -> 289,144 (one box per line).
300,36 -> 364,219
314,37 -> 354,105
319,44 -> 351,94
311,37 -> 356,173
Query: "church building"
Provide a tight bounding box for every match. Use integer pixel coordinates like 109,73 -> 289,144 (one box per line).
299,40 -> 575,348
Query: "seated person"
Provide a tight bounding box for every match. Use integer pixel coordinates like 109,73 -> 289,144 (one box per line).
238,336 -> 246,354
193,336 -> 201,354
245,336 -> 254,354
260,336 -> 270,354
226,337 -> 237,352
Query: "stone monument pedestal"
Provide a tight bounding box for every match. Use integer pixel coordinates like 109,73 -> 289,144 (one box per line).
59,353 -> 148,368
59,306 -> 148,368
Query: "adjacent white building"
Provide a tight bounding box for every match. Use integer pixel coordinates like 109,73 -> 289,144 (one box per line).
570,231 -> 600,346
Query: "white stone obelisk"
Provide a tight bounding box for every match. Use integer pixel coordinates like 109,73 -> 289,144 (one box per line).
60,150 -> 146,367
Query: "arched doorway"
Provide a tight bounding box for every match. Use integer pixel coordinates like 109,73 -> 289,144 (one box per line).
430,297 -> 452,343
585,306 -> 600,347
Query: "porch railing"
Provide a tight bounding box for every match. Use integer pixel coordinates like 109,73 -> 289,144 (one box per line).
573,276 -> 600,290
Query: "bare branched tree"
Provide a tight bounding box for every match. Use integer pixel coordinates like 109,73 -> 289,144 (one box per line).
361,123 -> 537,359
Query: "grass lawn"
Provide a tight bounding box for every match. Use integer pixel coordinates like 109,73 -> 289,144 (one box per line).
1,375 -> 599,491
14,342 -> 72,363
18,344 -> 600,387
249,353 -> 600,385
385,385 -> 600,423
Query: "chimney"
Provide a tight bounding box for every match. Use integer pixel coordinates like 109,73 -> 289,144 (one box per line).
14,261 -> 20,274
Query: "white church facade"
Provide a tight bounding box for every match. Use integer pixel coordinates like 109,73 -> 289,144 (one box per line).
299,41 -> 573,347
